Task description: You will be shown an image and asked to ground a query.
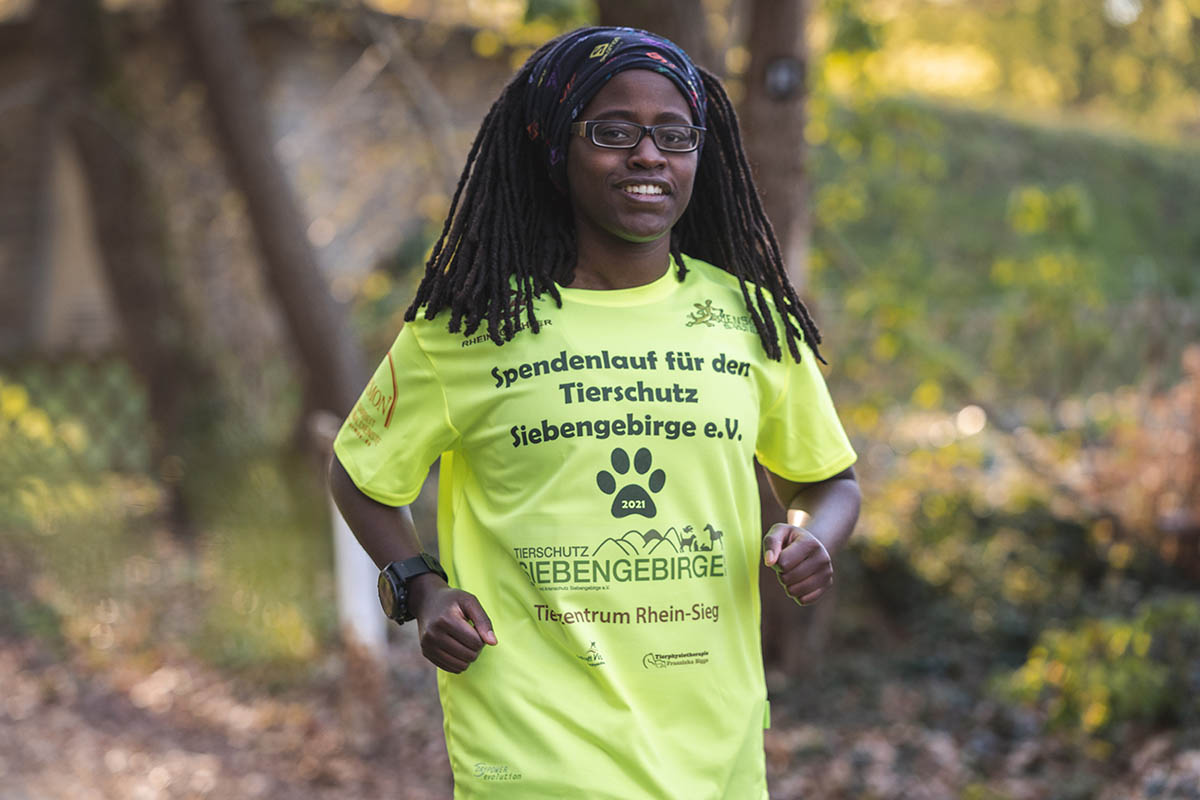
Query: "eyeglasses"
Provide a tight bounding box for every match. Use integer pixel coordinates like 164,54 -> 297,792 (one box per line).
570,120 -> 705,153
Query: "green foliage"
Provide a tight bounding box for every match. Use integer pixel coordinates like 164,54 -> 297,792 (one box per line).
187,453 -> 337,681
524,0 -> 591,25
995,594 -> 1200,736
850,431 -> 1116,660
810,90 -> 1200,411
828,0 -> 883,54
859,0 -> 1200,134
0,585 -> 65,646
0,366 -> 333,686
0,364 -> 151,478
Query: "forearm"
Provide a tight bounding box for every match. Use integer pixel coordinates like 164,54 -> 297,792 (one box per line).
328,454 -> 449,610
770,467 -> 861,555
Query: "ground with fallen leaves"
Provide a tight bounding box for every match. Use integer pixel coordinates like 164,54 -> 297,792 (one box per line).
2,630 -> 1198,800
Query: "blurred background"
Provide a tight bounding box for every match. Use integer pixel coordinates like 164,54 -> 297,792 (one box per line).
1,0 -> 1198,798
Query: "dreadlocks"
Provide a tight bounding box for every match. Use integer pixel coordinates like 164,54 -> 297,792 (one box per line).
404,33 -> 824,364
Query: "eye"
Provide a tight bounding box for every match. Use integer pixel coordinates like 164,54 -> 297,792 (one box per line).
658,127 -> 690,146
593,122 -> 637,145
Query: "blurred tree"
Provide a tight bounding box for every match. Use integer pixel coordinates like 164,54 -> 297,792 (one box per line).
172,0 -> 367,418
32,0 -> 222,540
741,0 -> 809,291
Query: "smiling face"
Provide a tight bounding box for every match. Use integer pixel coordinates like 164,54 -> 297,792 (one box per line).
565,69 -> 699,249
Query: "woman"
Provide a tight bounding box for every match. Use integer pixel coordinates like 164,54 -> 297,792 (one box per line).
331,26 -> 860,799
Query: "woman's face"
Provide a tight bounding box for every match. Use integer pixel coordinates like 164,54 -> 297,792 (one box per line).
565,69 -> 699,246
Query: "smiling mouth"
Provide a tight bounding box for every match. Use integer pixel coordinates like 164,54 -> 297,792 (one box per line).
621,184 -> 668,197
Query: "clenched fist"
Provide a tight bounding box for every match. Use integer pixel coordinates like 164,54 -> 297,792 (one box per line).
762,524 -> 833,605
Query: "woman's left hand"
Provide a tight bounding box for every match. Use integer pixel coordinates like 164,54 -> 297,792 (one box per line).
763,524 -> 833,605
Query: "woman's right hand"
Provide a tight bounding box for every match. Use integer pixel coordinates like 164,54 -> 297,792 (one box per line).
409,575 -> 497,673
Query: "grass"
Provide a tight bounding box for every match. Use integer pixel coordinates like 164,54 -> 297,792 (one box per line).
811,95 -> 1200,410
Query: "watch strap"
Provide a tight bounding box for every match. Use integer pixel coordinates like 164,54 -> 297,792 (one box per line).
391,553 -> 448,585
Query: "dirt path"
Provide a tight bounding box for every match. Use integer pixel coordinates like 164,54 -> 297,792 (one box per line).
0,636 -> 452,800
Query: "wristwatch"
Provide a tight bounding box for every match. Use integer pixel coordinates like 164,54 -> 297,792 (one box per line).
378,553 -> 448,624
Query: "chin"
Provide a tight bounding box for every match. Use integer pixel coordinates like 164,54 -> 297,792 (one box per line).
617,229 -> 671,245
607,218 -> 674,244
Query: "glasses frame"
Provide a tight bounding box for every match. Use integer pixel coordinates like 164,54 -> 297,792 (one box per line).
570,120 -> 706,153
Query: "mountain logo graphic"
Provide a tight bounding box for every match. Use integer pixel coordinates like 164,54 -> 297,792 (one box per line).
590,525 -> 724,557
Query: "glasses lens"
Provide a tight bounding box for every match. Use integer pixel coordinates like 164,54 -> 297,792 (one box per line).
591,121 -> 641,148
652,126 -> 701,152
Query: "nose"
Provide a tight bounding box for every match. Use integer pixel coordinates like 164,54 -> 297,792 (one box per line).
627,131 -> 668,169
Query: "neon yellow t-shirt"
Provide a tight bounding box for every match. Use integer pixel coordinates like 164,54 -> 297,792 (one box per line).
334,256 -> 856,799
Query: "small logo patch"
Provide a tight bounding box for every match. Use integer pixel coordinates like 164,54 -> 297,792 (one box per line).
578,641 -> 606,667
685,299 -> 755,332
473,763 -> 523,782
589,37 -> 621,60
643,650 -> 710,669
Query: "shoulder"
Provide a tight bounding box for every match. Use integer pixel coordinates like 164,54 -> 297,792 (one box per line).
679,254 -> 780,315
401,307 -> 547,365
679,254 -> 745,295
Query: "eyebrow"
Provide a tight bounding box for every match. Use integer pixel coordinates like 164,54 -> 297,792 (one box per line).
588,108 -> 693,124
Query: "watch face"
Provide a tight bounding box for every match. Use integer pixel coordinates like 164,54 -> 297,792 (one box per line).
378,571 -> 397,618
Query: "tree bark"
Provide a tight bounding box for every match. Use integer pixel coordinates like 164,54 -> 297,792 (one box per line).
172,0 -> 366,416
741,0 -> 810,292
593,0 -> 720,74
0,27 -> 54,358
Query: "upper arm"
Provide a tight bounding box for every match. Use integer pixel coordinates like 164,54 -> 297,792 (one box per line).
332,324 -> 459,506
755,347 -> 857,484
765,465 -> 858,511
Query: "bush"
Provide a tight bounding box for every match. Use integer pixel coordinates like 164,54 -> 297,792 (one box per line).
994,593 -> 1200,737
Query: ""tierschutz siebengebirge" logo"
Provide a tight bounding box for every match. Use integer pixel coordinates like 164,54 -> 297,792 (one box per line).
513,447 -> 727,589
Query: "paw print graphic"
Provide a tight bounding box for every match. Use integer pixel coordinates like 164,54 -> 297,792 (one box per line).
596,447 -> 666,518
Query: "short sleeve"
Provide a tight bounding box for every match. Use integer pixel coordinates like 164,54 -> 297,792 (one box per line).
755,349 -> 857,483
333,323 -> 460,506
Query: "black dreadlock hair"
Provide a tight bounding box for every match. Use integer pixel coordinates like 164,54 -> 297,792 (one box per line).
404,43 -> 824,364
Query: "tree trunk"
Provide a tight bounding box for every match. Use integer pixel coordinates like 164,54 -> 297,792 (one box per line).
0,27 -> 55,358
172,0 -> 366,416
742,0 -> 827,674
593,0 -> 720,74
34,0 -> 221,540
741,0 -> 810,292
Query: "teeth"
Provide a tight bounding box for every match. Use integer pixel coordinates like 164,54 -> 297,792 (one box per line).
623,185 -> 664,195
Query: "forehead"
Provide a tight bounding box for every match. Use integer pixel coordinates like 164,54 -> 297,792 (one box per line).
579,70 -> 693,121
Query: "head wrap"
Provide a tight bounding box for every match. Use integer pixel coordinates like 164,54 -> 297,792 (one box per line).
523,26 -> 707,192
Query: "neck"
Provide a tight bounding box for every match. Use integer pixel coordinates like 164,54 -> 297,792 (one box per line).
568,232 -> 673,290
